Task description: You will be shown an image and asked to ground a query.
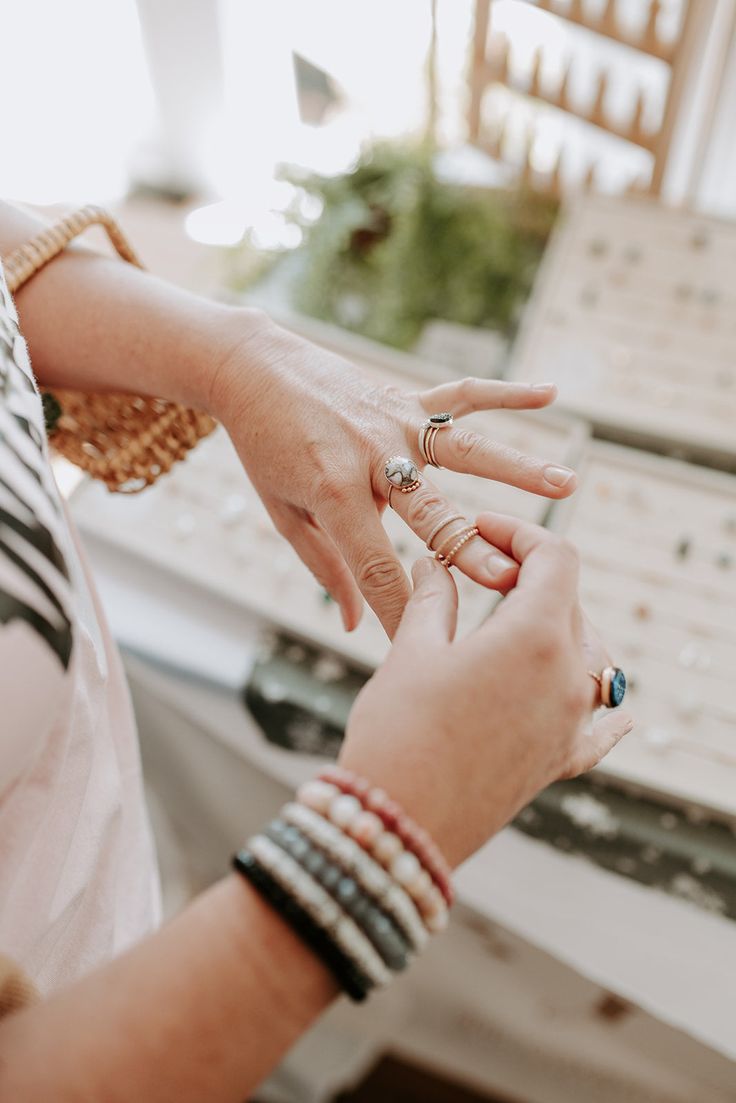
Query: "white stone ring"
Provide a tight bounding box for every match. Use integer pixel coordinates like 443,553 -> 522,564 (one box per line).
385,455 -> 421,509
418,412 -> 454,469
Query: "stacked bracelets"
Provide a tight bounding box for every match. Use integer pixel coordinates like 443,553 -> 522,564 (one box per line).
233,767 -> 454,1002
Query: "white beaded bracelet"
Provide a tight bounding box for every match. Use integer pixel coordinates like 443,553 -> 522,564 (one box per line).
297,781 -> 449,933
248,834 -> 392,988
282,802 -> 429,953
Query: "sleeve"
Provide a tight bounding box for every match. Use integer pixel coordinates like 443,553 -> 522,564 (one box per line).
0,262 -> 73,789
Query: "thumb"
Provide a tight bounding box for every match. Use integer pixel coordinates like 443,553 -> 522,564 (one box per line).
391,557 -> 459,652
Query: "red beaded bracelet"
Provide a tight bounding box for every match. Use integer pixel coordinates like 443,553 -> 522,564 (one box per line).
317,765 -> 454,907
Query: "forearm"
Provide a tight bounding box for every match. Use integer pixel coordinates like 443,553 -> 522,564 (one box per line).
0,200 -> 267,411
0,876 -> 337,1102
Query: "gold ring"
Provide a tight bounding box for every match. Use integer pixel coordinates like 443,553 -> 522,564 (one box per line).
425,513 -> 466,551
588,667 -> 627,709
435,525 -> 480,568
418,413 -> 452,469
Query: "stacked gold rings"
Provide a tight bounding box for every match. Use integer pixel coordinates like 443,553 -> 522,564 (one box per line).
425,513 -> 465,552
428,516 -> 481,569
418,412 -> 453,470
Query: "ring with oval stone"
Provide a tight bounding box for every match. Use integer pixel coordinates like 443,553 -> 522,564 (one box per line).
588,667 -> 627,708
385,455 -> 421,510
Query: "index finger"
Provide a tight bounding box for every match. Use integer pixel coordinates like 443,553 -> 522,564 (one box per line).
475,511 -> 580,612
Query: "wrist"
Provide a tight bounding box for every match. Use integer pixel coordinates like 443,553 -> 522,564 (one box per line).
205,306 -> 290,421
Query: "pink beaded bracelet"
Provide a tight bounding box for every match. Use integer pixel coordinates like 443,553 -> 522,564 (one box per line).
297,777 -> 448,932
316,765 -> 454,908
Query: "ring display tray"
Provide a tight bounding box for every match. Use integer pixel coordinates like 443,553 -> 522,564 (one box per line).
71,320 -> 585,670
552,440 -> 736,822
509,194 -> 736,465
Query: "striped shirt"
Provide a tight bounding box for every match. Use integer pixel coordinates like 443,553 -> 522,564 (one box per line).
0,262 -> 160,994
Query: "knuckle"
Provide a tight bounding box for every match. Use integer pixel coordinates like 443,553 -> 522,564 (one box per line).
526,618 -> 560,664
452,428 -> 483,464
457,376 -> 479,405
547,534 -> 579,568
559,753 -> 583,781
356,552 -> 405,595
407,490 -> 447,531
381,383 -> 403,402
564,680 -> 590,719
313,474 -> 358,514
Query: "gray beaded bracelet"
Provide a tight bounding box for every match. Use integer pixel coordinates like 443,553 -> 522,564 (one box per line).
248,834 -> 393,988
266,820 -> 411,973
281,802 -> 429,953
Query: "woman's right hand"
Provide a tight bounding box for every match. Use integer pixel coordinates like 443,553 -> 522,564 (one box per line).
340,512 -> 633,868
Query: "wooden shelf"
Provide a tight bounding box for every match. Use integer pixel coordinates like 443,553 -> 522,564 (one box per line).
487,61 -> 658,154
527,0 -> 676,64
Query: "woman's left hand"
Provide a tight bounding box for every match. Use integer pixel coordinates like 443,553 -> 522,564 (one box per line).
211,312 -> 577,637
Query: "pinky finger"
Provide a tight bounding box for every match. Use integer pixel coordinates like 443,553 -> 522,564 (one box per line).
567,711 -> 634,777
267,502 -> 364,632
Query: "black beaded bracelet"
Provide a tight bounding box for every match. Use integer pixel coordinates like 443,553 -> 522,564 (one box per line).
265,820 -> 411,972
232,849 -> 372,1002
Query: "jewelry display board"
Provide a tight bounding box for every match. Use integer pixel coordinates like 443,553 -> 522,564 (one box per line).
509,193 -> 736,463
71,324 -> 584,670
467,0 -> 707,196
552,440 -> 736,822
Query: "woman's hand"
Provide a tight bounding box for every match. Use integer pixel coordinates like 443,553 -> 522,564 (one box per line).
339,513 -> 633,868
212,314 -> 577,637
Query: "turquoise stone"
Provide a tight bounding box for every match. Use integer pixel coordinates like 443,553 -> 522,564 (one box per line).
610,668 -> 627,708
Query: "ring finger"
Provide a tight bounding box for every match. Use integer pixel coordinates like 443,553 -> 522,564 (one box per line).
388,478 -> 519,590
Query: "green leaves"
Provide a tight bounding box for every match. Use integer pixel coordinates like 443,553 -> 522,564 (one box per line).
274,144 -> 559,350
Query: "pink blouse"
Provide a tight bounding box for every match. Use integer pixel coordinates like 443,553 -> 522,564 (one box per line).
0,263 -> 160,994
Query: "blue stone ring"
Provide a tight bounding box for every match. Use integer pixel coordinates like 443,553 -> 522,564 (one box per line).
589,667 -> 627,709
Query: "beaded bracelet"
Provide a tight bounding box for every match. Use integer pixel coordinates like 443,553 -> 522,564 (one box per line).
232,771 -> 454,1002
281,801 -> 428,953
298,777 -> 449,933
266,820 -> 410,972
316,766 -> 454,908
233,850 -> 371,1001
247,834 -> 392,988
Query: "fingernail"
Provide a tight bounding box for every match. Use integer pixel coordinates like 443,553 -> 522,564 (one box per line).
532,381 -> 556,391
485,551 -> 516,579
544,464 -> 576,488
624,720 -> 634,735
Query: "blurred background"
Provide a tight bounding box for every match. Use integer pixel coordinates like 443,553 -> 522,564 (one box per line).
5,1 -> 736,1100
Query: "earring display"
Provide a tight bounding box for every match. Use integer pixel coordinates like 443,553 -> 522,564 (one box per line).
70,324 -> 585,671
510,193 -> 736,463
552,440 -> 736,822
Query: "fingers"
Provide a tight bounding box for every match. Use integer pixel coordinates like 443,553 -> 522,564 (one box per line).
319,489 -> 411,639
267,502 -> 364,631
430,429 -> 577,499
391,481 -> 519,591
567,709 -> 634,776
579,611 -> 613,708
420,377 -> 557,418
392,557 -> 459,651
475,512 -> 580,612
415,378 -> 574,498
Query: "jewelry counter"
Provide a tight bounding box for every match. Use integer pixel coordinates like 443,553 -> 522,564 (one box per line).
509,194 -> 736,468
68,319 -> 736,1100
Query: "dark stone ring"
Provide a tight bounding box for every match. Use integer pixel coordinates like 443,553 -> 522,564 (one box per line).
589,666 -> 627,709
